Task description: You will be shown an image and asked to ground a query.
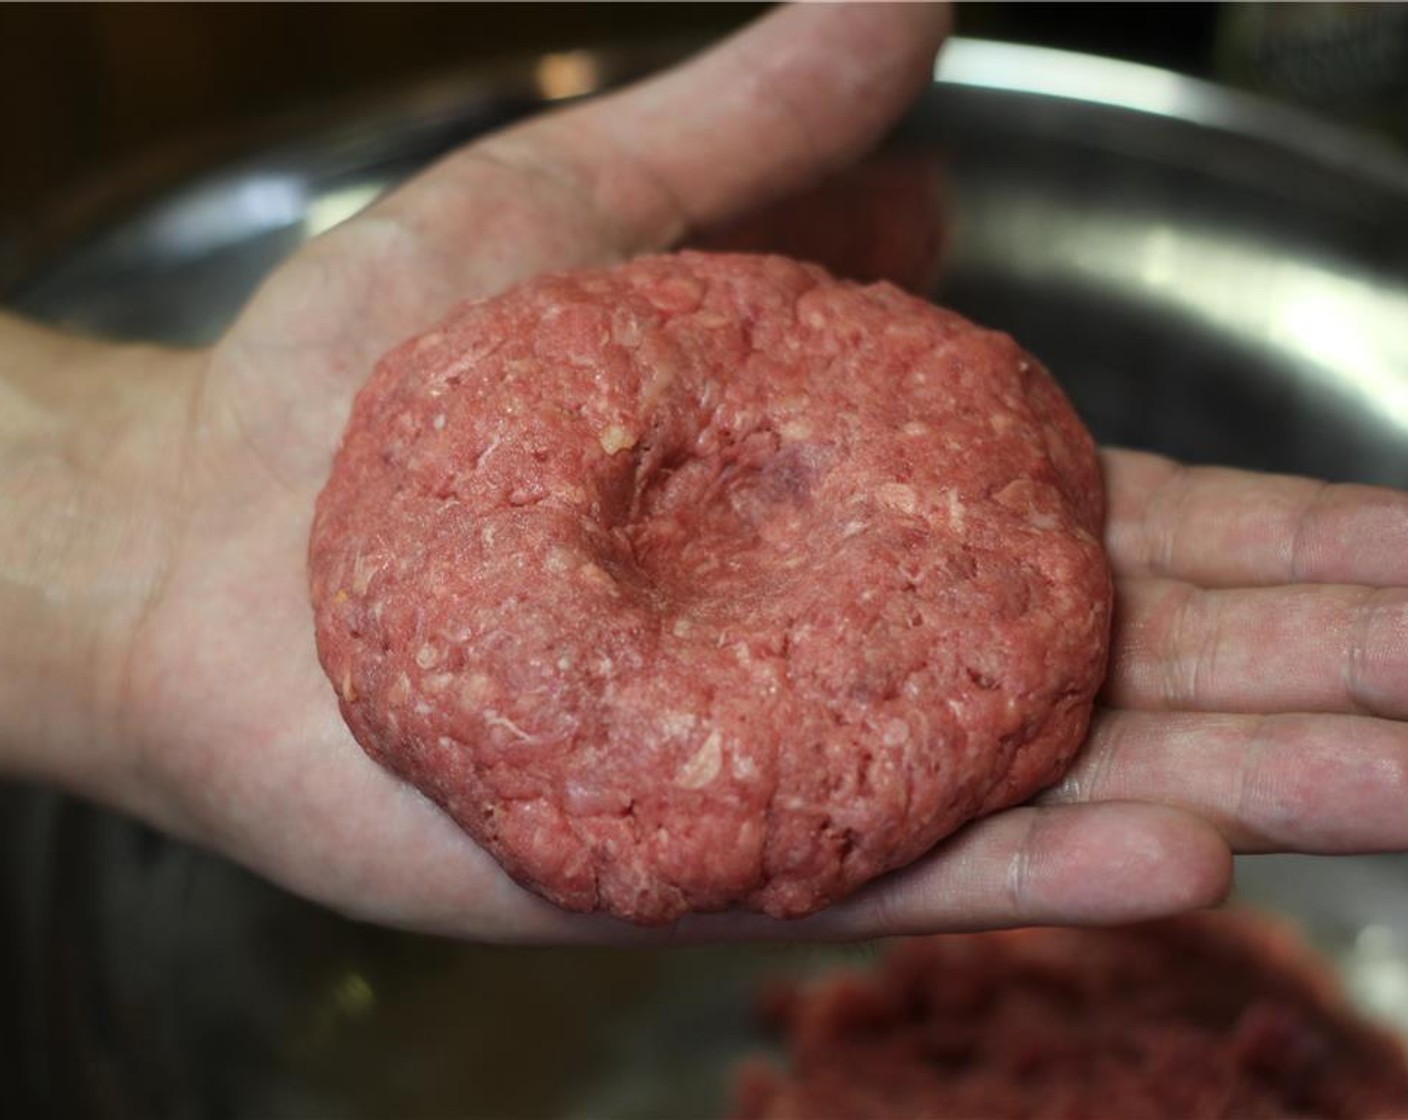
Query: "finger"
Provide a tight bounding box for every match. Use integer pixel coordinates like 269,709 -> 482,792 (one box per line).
1043,708 -> 1408,854
371,2 -> 951,290
1104,448 -> 1408,589
1108,577 -> 1408,718
791,803 -> 1232,939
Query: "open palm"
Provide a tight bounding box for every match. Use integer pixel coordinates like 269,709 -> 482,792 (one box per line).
118,4 -> 1408,943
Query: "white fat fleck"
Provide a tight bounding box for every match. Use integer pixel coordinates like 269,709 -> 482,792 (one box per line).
995,479 -> 1035,509
475,434 -> 502,469
545,547 -> 574,574
660,712 -> 697,739
415,643 -> 440,669
731,754 -> 757,780
484,710 -> 533,741
556,655 -> 573,671
672,617 -> 693,638
388,673 -> 411,703
613,316 -> 642,348
508,485 -> 545,507
579,562 -> 613,589
425,672 -> 455,693
885,321 -> 929,342
882,719 -> 911,747
599,424 -> 636,455
351,550 -> 379,594
946,489 -> 966,530
876,483 -> 918,515
414,701 -> 431,717
902,421 -> 930,438
432,412 -> 446,431
779,418 -> 811,441
676,730 -> 723,789
481,525 -> 498,549
1029,511 -> 1061,531
841,520 -> 867,539
338,668 -> 357,702
458,674 -> 492,708
414,331 -> 445,353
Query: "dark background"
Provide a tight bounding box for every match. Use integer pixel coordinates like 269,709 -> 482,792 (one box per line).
0,2 -> 1244,234
3,2 -> 1405,240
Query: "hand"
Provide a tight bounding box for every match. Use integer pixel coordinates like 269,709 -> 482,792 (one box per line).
1044,450 -> 1408,852
4,3 -> 1405,944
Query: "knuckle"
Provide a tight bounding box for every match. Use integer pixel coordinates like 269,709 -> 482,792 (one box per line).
1004,812 -> 1043,919
1346,588 -> 1408,719
1048,711 -> 1119,805
1230,715 -> 1276,846
1160,582 -> 1207,708
1286,479 -> 1333,582
1145,462 -> 1194,577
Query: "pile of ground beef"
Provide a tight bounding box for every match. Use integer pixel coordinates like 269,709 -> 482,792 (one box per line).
732,911 -> 1408,1119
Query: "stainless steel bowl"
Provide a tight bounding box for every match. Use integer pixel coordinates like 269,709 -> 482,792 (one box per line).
3,38 -> 1407,1118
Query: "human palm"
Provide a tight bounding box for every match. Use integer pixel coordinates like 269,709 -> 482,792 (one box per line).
118,4 -> 1408,943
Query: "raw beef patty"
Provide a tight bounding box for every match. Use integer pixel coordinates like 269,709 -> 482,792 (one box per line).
309,252 -> 1112,925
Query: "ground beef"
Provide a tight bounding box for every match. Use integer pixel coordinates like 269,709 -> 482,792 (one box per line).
309,251 -> 1111,925
732,911 -> 1408,1120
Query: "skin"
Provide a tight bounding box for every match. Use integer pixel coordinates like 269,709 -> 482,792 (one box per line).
2,3 -> 1406,944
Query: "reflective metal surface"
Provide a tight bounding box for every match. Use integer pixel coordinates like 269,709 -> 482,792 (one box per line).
3,39 -> 1408,1119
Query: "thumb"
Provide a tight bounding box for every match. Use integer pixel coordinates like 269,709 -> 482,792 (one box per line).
375,3 -> 951,290
216,2 -> 950,455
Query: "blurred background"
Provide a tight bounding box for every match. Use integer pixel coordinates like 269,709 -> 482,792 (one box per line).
2,2 -> 1407,237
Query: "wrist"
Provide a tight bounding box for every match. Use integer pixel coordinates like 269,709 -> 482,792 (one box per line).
0,318 -> 204,807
